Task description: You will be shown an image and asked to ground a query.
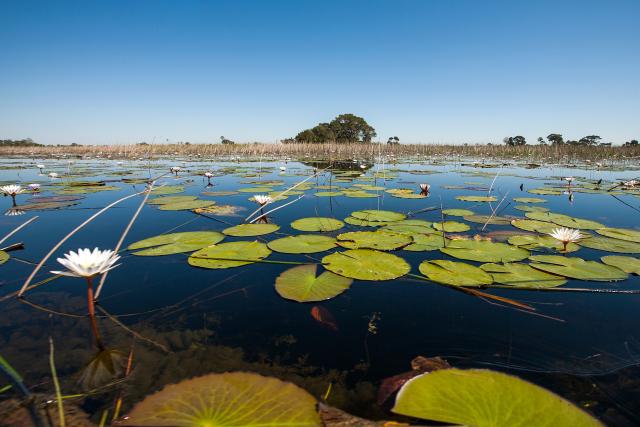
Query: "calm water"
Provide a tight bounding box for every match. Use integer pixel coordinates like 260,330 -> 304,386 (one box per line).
1,157 -> 640,425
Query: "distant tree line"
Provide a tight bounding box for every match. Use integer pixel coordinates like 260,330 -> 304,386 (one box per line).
0,138 -> 43,147
287,114 -> 377,144
503,134 -> 636,147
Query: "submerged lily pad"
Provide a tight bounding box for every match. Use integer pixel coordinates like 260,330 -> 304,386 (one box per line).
336,231 -> 412,250
578,235 -> 640,253
275,264 -> 352,302
223,223 -> 280,237
529,255 -> 627,281
440,240 -> 529,262
128,231 -> 224,256
596,227 -> 640,243
392,369 -> 602,427
418,260 -> 492,287
351,209 -> 406,222
322,249 -> 410,281
189,241 -> 271,269
601,255 -> 640,274
480,263 -> 567,288
268,235 -> 336,254
122,372 -> 320,427
291,217 -> 344,232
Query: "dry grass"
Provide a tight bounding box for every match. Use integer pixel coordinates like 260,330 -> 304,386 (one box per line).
2,142 -> 640,163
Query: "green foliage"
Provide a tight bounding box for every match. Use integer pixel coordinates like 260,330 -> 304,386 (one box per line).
294,114 -> 376,143
275,264 -> 352,302
0,138 -> 42,147
322,249 -> 410,281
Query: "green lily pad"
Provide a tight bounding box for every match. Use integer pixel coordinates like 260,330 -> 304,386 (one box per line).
201,190 -> 239,196
601,255 -> 640,274
432,221 -> 470,232
462,215 -> 512,225
0,250 -> 9,265
578,235 -> 640,253
291,217 -> 344,232
442,208 -> 474,216
351,209 -> 406,222
513,197 -> 546,203
528,188 -> 563,195
529,255 -> 627,281
344,191 -> 379,198
147,195 -> 197,205
419,260 -> 492,287
158,200 -> 216,211
336,231 -> 413,251
151,185 -> 184,195
128,231 -> 224,256
193,204 -> 243,216
122,372 -> 320,426
189,241 -> 271,269
237,186 -> 274,193
455,195 -> 497,202
322,249 -> 410,281
223,223 -> 280,237
511,219 -> 557,233
480,263 -> 567,288
343,216 -> 389,227
404,234 -> 447,251
525,211 -> 605,230
596,227 -> 640,243
440,240 -> 529,262
275,264 -> 352,302
508,234 -> 579,253
268,235 -> 336,254
314,191 -> 344,197
381,222 -> 434,235
514,205 -> 550,213
391,192 -> 426,199
392,369 -> 602,427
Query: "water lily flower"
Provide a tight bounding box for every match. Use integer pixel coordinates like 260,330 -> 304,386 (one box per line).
419,183 -> 431,192
253,194 -> 272,206
623,180 -> 639,188
563,177 -> 575,185
49,172 -> 59,179
51,248 -> 121,279
1,185 -> 25,206
170,166 -> 181,176
279,166 -> 286,172
36,164 -> 45,172
548,227 -> 583,251
204,172 -> 213,178
28,183 -> 41,192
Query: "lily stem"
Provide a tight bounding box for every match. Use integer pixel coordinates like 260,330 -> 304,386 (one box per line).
86,277 -> 105,351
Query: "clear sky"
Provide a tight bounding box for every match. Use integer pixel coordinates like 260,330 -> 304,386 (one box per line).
1,0 -> 638,145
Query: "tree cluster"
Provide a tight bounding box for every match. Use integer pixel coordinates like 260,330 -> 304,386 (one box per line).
291,114 -> 376,143
504,134 -> 622,146
0,138 -> 42,147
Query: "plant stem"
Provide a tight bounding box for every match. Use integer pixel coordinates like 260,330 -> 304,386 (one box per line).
86,277 -> 105,350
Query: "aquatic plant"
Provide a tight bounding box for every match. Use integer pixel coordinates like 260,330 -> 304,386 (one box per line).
548,227 -> 583,251
1,184 -> 25,206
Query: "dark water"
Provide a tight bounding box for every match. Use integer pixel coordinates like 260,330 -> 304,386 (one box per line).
1,158 -> 640,425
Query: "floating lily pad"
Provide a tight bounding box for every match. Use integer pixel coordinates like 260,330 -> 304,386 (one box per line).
433,221 -> 470,232
268,235 -> 336,254
0,251 -> 9,265
418,260 -> 492,287
343,191 -> 379,198
128,231 -> 224,256
480,263 -> 567,288
596,227 -> 640,243
528,188 -> 563,195
336,231 -> 412,250
193,204 -> 243,216
392,369 -> 602,427
189,241 -> 271,269
529,255 -> 627,281
442,208 -> 474,216
223,223 -> 280,237
381,222 -> 434,235
440,240 -> 529,262
462,215 -> 512,225
291,217 -> 344,232
514,205 -> 550,213
601,256 -> 640,274
343,216 -> 389,227
314,191 -> 344,197
201,190 -> 239,197
351,209 -> 406,222
525,211 -> 605,230
513,197 -> 546,203
511,219 -> 557,233
151,185 -> 184,195
507,234 -> 579,253
578,235 -> 640,253
455,195 -> 497,202
148,195 -> 197,205
158,200 -> 215,211
275,264 -> 352,302
237,186 -> 274,193
391,192 -> 426,199
122,372 -> 321,427
404,234 -> 446,251
322,249 -> 410,281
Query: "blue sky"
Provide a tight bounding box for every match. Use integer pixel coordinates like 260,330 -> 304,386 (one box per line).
1,0 -> 638,145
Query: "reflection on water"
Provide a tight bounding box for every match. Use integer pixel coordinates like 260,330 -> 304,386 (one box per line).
1,158 -> 640,425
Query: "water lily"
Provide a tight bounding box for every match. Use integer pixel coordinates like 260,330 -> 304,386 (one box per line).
279,166 -> 286,172
419,183 -> 431,195
548,227 -> 583,251
623,180 -> 639,188
48,172 -> 59,179
36,164 -> 45,173
28,183 -> 40,192
563,177 -> 575,186
1,185 -> 25,206
170,166 -> 181,176
253,194 -> 272,206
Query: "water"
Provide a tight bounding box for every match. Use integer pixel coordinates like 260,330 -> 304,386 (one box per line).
1,157 -> 640,425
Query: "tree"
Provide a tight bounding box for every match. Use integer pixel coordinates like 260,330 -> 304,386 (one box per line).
294,114 -> 376,143
387,136 -> 400,145
220,136 -> 235,145
624,139 -> 639,146
503,136 -> 526,146
546,134 -> 564,145
578,135 -> 601,146
537,137 -> 546,145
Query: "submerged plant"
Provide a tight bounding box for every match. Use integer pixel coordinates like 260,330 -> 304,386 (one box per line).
1,185 -> 25,207
548,227 -> 583,252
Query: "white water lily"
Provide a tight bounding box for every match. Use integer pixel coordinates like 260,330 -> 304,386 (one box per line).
419,183 -> 431,192
548,227 -> 583,251
51,248 -> 121,278
279,166 -> 286,171
1,185 -> 25,197
170,166 -> 181,175
28,183 -> 41,192
36,164 -> 45,171
253,194 -> 272,206
49,172 -> 59,178
563,177 -> 575,183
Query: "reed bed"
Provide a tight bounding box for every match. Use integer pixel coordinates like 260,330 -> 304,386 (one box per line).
2,142 -> 640,163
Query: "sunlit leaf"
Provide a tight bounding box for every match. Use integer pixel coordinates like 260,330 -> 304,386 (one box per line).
128,231 -> 224,256
432,221 -> 470,232
596,227 -> 640,243
223,223 -> 280,237
290,217 -> 344,232
601,255 -> 640,274
275,264 -> 352,302
525,211 -> 605,230
268,235 -> 336,254
322,249 -> 410,281
529,255 -> 627,281
578,235 -> 640,253
507,234 -> 579,253
455,195 -> 496,202
440,240 -> 529,262
336,231 -> 413,250
418,260 -> 492,287
350,209 -> 406,222
480,263 -> 567,288
0,250 -> 9,265
189,241 -> 271,269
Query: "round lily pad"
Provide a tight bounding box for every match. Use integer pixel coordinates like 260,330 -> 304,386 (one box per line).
343,216 -> 389,227
128,231 -> 225,256
508,234 -> 579,253
158,200 -> 216,211
480,263 -> 567,288
525,211 -> 604,230
147,195 -> 197,205
433,221 -> 470,232
601,255 -> 640,274
456,195 -> 497,202
314,191 -> 344,197
151,185 -> 184,195
514,205 -> 550,213
268,235 -> 336,254
513,197 -> 546,203
351,209 -> 406,222
0,250 -> 9,265
404,234 -> 447,251
596,227 -> 640,243
291,217 -> 344,232
122,372 -> 321,426
511,219 -> 557,234
419,260 -> 493,287
529,255 -> 627,281
336,231 -> 412,251
322,249 -> 410,281
578,235 -> 640,253
189,241 -> 271,269
442,208 -> 474,216
223,223 -> 280,237
275,264 -> 352,302
440,240 -> 529,263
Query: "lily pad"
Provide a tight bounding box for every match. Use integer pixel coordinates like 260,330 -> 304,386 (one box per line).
147,195 -> 197,205
151,185 -> 184,195
275,264 -> 352,302
128,231 -> 225,256
268,235 -> 336,254
601,255 -> 640,274
337,231 -> 413,251
529,255 -> 627,281
480,263 -> 567,288
513,205 -> 550,213
158,200 -> 216,211
513,197 -> 546,203
223,223 -> 280,237
392,369 -> 602,427
404,234 -> 446,251
433,221 -> 470,232
193,205 -> 243,216
511,219 -> 557,234
343,216 -> 389,227
525,211 -> 605,230
351,209 -> 405,222
442,208 -> 474,216
189,241 -> 271,269
322,249 -> 410,281
122,372 -> 320,427
440,240 -> 529,262
0,251 -> 9,265
314,191 -> 344,197
455,195 -> 497,202
596,227 -> 640,243
578,235 -> 640,253
418,260 -> 492,287
291,217 -> 344,232
462,215 -> 512,225
508,234 -> 579,253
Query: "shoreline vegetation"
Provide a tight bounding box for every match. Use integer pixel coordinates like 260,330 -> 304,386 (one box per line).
1,142 -> 640,163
